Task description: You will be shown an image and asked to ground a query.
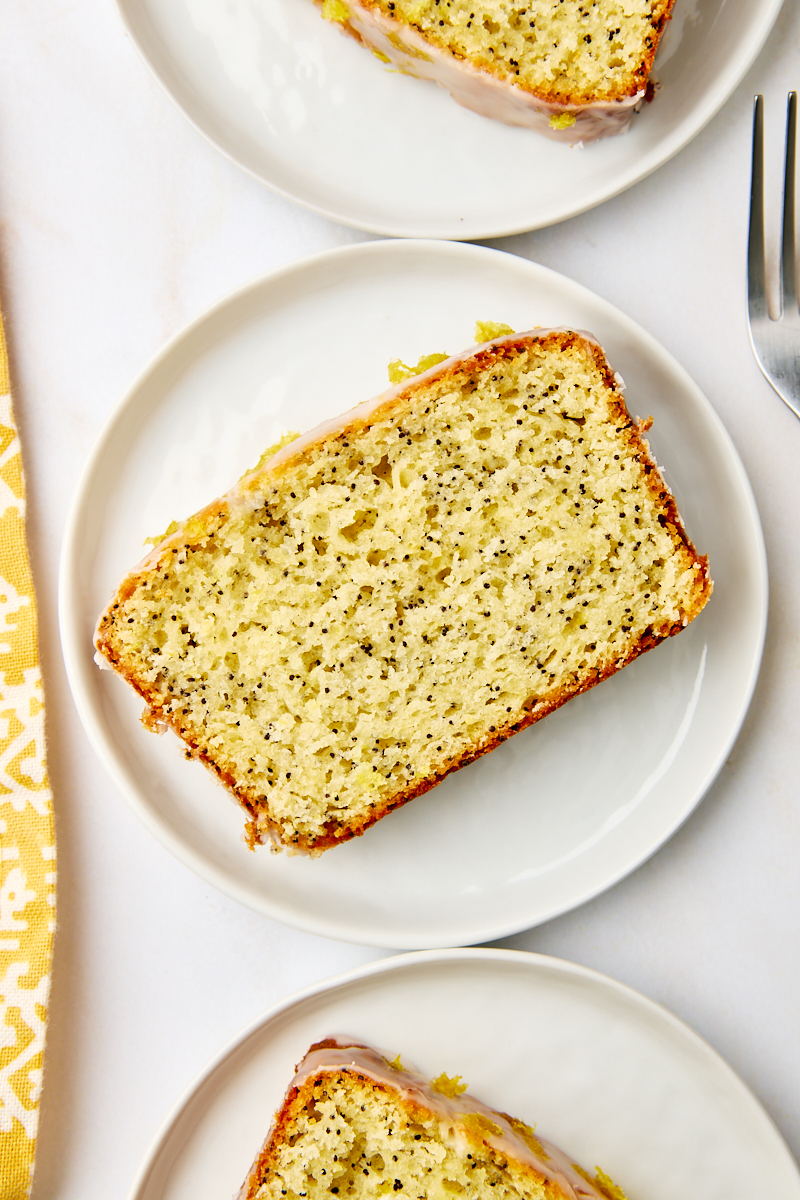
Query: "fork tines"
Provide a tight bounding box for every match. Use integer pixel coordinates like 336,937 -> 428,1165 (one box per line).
748,91 -> 800,420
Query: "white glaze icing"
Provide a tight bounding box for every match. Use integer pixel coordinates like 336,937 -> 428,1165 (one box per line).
331,4 -> 644,144
280,1038 -> 609,1200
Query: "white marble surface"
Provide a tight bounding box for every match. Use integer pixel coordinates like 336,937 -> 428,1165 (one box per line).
2,2 -> 800,1197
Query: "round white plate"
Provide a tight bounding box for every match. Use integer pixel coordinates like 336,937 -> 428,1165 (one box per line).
60,240 -> 766,949
115,0 -> 783,238
125,949 -> 800,1200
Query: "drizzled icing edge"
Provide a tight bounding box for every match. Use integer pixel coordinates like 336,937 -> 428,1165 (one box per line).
285,1038 -> 608,1200
327,1 -> 644,145
263,328 -> 611,474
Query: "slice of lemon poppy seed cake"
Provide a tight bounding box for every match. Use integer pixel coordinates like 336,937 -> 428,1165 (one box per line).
237,1038 -> 627,1200
320,0 -> 675,143
95,328 -> 711,854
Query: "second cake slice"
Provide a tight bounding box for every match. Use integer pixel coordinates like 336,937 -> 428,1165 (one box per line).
95,329 -> 711,853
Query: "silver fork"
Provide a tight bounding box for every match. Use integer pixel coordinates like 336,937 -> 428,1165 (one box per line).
748,91 -> 800,419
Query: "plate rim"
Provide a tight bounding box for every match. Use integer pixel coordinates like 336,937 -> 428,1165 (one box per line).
59,238 -> 769,949
123,946 -> 800,1200
113,0 -> 785,239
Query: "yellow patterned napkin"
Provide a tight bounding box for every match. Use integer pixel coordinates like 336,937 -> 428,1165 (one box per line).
0,309 -> 56,1198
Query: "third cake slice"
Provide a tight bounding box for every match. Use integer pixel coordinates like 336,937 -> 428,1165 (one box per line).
238,1038 -> 627,1200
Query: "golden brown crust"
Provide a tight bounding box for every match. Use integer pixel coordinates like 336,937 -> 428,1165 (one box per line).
95,329 -> 711,855
236,1078 -> 307,1200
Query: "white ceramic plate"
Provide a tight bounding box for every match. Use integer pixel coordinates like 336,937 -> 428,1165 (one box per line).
60,240 -> 766,949
125,949 -> 800,1200
115,0 -> 783,238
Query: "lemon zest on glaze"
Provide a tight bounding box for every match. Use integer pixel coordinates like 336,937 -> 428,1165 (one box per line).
593,1168 -> 629,1200
550,112 -> 577,129
461,1112 -> 503,1138
388,353 -> 448,383
572,1165 -> 628,1200
247,431 -> 302,477
143,519 -> 181,547
507,1117 -> 548,1160
322,0 -> 350,23
430,1072 -> 467,1098
475,320 -> 515,342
